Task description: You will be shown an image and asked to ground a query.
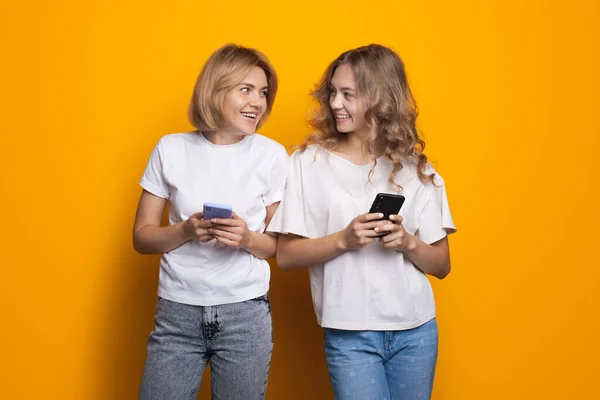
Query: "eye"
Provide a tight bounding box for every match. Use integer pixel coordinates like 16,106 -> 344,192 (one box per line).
344,92 -> 353,99
260,90 -> 268,97
328,88 -> 335,97
241,87 -> 250,94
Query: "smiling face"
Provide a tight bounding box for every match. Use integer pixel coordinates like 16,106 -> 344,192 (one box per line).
329,63 -> 369,138
218,66 -> 269,139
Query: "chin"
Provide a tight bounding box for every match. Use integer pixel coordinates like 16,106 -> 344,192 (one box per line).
231,127 -> 254,136
336,125 -> 353,133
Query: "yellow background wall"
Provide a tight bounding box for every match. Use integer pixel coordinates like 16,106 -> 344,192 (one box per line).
2,0 -> 599,398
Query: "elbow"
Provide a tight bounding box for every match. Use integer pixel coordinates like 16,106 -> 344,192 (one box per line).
275,247 -> 293,270
435,262 -> 451,280
133,234 -> 150,255
133,240 -> 147,255
276,255 -> 292,270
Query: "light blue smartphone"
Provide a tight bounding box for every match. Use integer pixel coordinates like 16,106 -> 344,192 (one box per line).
203,202 -> 233,220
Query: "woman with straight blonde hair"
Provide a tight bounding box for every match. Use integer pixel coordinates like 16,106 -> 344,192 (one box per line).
268,44 -> 456,399
134,44 -> 288,399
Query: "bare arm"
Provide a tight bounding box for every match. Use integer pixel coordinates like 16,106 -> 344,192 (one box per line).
403,236 -> 450,279
276,213 -> 389,269
210,202 -> 281,259
132,190 -> 213,254
376,215 -> 451,279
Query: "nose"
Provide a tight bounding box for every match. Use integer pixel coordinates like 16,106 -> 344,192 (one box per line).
330,93 -> 343,110
249,92 -> 261,108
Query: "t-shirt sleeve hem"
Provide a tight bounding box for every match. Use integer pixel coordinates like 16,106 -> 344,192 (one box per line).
140,177 -> 168,199
263,190 -> 284,207
418,226 -> 457,245
266,226 -> 310,239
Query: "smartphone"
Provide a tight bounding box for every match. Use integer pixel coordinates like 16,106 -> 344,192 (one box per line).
369,193 -> 405,220
203,202 -> 233,220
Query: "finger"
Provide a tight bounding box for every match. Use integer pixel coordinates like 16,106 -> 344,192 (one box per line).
357,212 -> 384,223
362,238 -> 376,245
360,229 -> 383,238
215,236 -> 239,247
379,231 -> 402,243
389,214 -> 404,224
212,225 -> 242,234
361,220 -> 391,230
197,235 -> 214,243
194,219 -> 215,228
373,223 -> 395,234
231,212 -> 242,220
189,211 -> 204,220
211,228 -> 241,242
382,239 -> 402,248
211,217 -> 240,226
194,229 -> 212,239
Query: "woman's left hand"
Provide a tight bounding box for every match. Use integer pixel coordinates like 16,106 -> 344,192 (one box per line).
374,214 -> 417,252
209,212 -> 255,249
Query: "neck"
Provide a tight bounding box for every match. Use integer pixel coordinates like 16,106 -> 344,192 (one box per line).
202,129 -> 245,145
338,130 -> 379,162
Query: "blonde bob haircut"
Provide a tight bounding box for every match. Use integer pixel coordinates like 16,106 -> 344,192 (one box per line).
188,44 -> 278,132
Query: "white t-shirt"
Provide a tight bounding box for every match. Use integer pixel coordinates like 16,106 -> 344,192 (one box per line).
140,132 -> 289,306
267,146 -> 456,330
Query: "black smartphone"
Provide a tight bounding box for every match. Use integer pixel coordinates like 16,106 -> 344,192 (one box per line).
369,193 -> 405,220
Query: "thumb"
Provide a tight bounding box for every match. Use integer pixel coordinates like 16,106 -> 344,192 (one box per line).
189,211 -> 204,220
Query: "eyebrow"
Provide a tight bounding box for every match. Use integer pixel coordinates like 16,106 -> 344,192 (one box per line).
240,82 -> 269,90
330,85 -> 355,91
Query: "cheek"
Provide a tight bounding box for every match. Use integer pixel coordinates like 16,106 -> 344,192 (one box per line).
225,94 -> 243,111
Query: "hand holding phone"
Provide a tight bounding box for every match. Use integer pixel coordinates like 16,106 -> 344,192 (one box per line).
369,193 -> 405,237
207,209 -> 254,249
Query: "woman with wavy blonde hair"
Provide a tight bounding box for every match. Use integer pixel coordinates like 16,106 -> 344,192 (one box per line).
268,44 -> 456,399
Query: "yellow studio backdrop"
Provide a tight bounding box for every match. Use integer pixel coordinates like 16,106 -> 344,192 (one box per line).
1,0 -> 599,398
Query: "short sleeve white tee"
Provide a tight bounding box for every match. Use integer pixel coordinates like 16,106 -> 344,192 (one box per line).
267,147 -> 456,330
140,132 -> 289,306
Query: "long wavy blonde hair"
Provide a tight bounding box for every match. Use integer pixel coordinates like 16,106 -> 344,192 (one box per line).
301,44 -> 433,191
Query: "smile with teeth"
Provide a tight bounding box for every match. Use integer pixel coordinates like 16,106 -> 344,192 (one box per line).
335,114 -> 351,121
241,112 -> 258,120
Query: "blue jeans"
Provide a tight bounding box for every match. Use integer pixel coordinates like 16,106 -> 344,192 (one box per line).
324,318 -> 438,400
139,295 -> 273,400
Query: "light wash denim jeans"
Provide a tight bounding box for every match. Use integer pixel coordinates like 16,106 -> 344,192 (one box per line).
139,295 -> 273,400
324,318 -> 438,400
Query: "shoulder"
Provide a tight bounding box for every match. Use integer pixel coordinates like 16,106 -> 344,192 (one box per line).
249,134 -> 287,154
290,145 -> 323,163
157,132 -> 198,150
421,162 -> 445,187
398,158 -> 445,187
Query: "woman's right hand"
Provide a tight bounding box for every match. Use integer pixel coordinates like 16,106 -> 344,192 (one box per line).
183,212 -> 215,243
340,212 -> 387,250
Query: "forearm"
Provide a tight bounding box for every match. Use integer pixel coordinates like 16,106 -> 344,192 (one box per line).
244,232 -> 278,259
277,231 -> 347,269
133,221 -> 189,254
403,236 -> 450,279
